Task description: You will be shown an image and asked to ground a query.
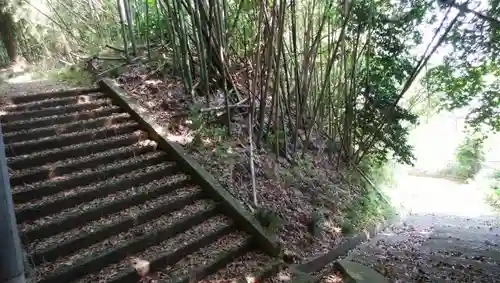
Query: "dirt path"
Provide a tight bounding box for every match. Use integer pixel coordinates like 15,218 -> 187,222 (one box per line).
0,71 -> 75,97
345,173 -> 500,282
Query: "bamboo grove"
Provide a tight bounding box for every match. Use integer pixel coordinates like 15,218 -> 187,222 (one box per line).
2,0 -> 466,167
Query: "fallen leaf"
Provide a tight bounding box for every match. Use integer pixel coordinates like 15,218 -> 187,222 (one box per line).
129,257 -> 150,277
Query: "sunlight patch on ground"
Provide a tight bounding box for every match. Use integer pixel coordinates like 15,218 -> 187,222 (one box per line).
165,133 -> 193,145
4,72 -> 46,84
390,169 -> 496,218
0,68 -> 67,98
383,106 -> 500,220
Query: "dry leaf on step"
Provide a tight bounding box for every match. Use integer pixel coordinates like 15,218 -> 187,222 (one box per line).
129,257 -> 150,277
245,276 -> 257,283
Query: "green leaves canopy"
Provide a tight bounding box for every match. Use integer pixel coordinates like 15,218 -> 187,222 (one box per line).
425,0 -> 500,133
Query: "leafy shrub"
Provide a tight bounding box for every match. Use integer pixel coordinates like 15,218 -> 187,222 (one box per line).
444,134 -> 485,181
45,66 -> 93,86
486,170 -> 500,210
340,157 -> 395,234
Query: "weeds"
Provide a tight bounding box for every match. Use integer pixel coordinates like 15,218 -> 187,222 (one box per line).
442,133 -> 485,181
31,65 -> 94,86
486,170 -> 500,210
340,158 -> 396,234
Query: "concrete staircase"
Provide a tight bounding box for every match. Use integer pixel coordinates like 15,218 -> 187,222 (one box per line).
1,82 -> 281,283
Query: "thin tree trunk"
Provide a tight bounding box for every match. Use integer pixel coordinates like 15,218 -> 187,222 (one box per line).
0,11 -> 18,63
117,0 -> 130,62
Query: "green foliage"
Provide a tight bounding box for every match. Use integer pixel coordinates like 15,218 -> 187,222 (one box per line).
341,157 -> 394,234
424,1 -> 500,133
340,187 -> 393,234
278,156 -> 317,186
39,65 -> 93,86
404,87 -> 442,121
444,133 -> 485,180
13,0 -> 499,242
212,142 -> 232,159
345,0 -> 431,166
425,62 -> 500,132
255,207 -> 285,234
13,0 -> 122,62
340,158 -> 394,234
306,209 -> 324,238
187,103 -> 205,146
357,155 -> 396,188
486,170 -> 500,210
187,103 -> 229,150
5,0 -> 446,171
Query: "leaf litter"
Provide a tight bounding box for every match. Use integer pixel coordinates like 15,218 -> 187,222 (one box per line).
34,198 -> 217,282
14,150 -> 168,198
25,179 -> 196,251
98,69 -> 390,281
75,215 -> 233,283
154,231 -> 249,281
115,71 -> 355,263
9,141 -> 150,180
205,252 -> 273,282
18,162 -> 180,233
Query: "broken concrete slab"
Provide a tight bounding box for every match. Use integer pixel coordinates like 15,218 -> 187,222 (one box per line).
336,260 -> 389,283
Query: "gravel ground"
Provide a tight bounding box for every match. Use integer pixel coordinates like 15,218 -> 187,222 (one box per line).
26,179 -> 196,251
34,199 -> 217,282
18,162 -> 178,232
155,231 -> 249,281
205,252 -> 273,281
75,214 -> 233,283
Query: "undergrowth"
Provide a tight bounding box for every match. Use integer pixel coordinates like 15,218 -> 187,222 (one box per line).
442,133 -> 485,181
186,106 -> 396,236
42,65 -> 94,86
340,158 -> 396,235
486,170 -> 500,210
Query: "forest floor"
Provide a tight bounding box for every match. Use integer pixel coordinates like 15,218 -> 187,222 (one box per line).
0,62 -> 393,265
107,66 -> 395,263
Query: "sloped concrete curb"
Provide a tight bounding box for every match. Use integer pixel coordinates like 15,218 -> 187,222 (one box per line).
293,210 -> 403,279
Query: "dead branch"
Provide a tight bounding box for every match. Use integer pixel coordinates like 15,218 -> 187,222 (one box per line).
171,98 -> 249,118
106,44 -> 125,53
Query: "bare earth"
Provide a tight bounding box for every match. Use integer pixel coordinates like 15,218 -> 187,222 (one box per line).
0,70 -> 73,96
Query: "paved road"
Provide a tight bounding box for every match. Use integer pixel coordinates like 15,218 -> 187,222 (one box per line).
344,174 -> 500,283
